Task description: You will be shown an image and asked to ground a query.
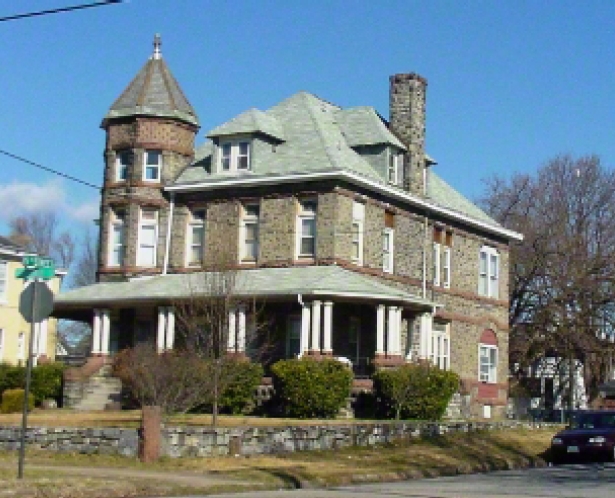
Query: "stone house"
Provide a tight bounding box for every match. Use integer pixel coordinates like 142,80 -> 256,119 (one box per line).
55,37 -> 522,418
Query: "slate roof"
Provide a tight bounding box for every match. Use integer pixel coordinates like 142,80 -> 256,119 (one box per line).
54,265 -> 434,309
104,53 -> 198,126
172,91 -> 503,231
0,235 -> 22,250
207,108 -> 285,141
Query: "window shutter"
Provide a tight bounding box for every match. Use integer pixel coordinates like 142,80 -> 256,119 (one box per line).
384,211 -> 395,228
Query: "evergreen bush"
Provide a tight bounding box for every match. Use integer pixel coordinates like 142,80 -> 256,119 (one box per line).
218,359 -> 264,414
31,362 -> 65,404
0,363 -> 25,396
1,389 -> 34,414
271,358 -> 352,419
373,363 -> 459,420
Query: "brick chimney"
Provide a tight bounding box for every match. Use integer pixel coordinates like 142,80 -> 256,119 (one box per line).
389,73 -> 427,196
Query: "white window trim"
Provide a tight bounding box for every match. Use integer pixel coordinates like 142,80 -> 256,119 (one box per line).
108,210 -> 125,267
431,323 -> 450,370
296,199 -> 317,259
240,204 -> 260,262
382,227 -> 394,273
137,209 -> 159,267
443,247 -> 452,289
186,210 -> 205,267
388,150 -> 399,185
143,150 -> 162,182
0,260 -> 7,303
351,202 -> 365,265
433,242 -> 441,287
479,246 -> 499,298
219,140 -> 251,173
479,344 -> 498,383
17,332 -> 25,361
115,151 -> 130,182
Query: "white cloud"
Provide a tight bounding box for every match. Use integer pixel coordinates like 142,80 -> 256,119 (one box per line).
0,180 -> 99,226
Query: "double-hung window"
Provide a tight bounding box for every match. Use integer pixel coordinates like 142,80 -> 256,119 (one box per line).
109,210 -> 125,267
479,344 -> 498,383
352,202 -> 365,265
430,322 -> 450,370
0,260 -> 7,302
478,246 -> 499,298
187,210 -> 206,266
297,199 -> 317,258
116,151 -> 130,181
242,204 -> 260,261
144,150 -> 162,181
17,332 -> 25,361
220,141 -> 251,172
433,228 -> 453,288
382,211 -> 395,273
138,209 -> 158,267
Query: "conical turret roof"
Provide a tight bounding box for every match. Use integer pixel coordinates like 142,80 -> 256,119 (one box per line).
103,35 -> 198,126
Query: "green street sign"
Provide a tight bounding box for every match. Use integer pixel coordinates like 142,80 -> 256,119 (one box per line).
22,255 -> 39,269
15,268 -> 34,280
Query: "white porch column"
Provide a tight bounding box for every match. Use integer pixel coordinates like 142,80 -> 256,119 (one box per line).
419,312 -> 433,360
38,319 -> 48,356
157,307 -> 167,353
165,307 -> 175,350
300,302 -> 311,356
387,306 -> 398,356
227,309 -> 237,352
100,309 -> 111,356
237,305 -> 246,353
376,304 -> 385,355
322,301 -> 333,354
91,309 -> 101,355
311,300 -> 322,353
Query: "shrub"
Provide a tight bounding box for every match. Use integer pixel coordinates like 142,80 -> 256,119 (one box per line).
0,363 -> 25,395
31,362 -> 65,405
1,389 -> 34,414
373,363 -> 459,420
271,358 -> 352,419
218,359 -> 264,415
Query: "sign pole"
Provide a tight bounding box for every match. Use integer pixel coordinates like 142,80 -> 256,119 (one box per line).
18,277 -> 38,479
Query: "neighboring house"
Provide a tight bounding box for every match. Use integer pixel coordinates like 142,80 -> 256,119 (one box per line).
54,37 -> 522,418
0,236 -> 62,365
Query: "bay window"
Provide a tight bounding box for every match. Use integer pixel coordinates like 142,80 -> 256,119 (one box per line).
297,199 -> 317,258
241,204 -> 260,261
144,150 -> 162,181
109,209 -> 125,267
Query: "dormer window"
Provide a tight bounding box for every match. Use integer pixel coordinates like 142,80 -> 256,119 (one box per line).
144,150 -> 162,181
220,141 -> 251,172
388,151 -> 400,184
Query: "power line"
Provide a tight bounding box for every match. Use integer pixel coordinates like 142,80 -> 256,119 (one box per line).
0,149 -> 100,190
0,1 -> 122,22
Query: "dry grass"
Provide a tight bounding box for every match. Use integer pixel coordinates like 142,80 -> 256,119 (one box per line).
0,427 -> 558,495
0,409 -> 359,428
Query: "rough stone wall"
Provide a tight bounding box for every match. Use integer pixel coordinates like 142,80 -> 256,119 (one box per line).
333,194 -> 354,262
389,73 -> 427,196
363,202 -> 385,269
204,201 -> 240,266
315,192 -> 339,260
393,214 -> 424,279
0,422 -> 552,458
259,196 -> 296,263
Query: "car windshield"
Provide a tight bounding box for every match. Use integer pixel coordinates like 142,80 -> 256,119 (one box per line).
571,413 -> 615,429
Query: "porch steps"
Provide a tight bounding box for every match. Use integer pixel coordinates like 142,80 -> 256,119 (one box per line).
72,365 -> 122,411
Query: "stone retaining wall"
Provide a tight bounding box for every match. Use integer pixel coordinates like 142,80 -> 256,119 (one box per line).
0,421 -> 554,458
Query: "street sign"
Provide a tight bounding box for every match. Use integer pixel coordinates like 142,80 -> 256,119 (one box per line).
19,282 -> 54,323
22,255 -> 39,269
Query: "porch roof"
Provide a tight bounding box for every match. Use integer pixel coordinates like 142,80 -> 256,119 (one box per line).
54,265 -> 435,312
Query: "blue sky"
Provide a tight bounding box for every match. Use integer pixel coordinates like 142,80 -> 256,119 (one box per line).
1,0 -> 614,234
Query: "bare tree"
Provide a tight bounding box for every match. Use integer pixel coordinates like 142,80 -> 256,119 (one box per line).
9,213 -> 75,268
481,155 -> 615,408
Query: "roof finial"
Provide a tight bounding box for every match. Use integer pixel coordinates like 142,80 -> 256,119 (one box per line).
153,33 -> 162,59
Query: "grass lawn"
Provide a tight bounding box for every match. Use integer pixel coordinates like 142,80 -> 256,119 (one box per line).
0,427 -> 558,497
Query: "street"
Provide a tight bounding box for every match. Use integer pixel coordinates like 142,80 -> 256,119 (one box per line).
205,463 -> 615,498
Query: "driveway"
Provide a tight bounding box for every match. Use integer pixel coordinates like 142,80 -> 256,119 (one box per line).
204,463 -> 615,498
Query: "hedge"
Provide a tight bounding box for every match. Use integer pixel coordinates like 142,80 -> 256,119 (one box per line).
0,362 -> 64,406
373,363 -> 459,420
271,358 -> 352,419
1,389 -> 34,414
